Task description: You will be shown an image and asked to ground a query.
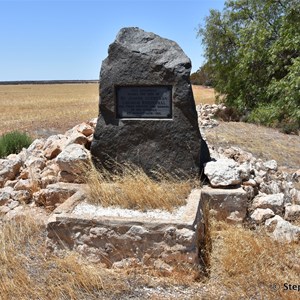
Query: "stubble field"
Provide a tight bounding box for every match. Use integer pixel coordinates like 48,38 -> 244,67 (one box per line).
0,83 -> 214,138
0,83 -> 99,137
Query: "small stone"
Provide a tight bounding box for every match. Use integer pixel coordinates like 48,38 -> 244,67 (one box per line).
284,204 -> 300,221
126,225 -> 149,236
260,181 -> 281,194
254,176 -> 264,185
0,206 -> 11,215
289,188 -> 300,204
27,138 -> 45,152
65,131 -> 88,147
250,208 -> 275,223
33,182 -> 81,209
24,155 -> 46,170
7,200 -> 19,209
242,179 -> 257,187
0,188 -> 12,205
11,190 -> 31,204
112,258 -> 140,269
238,162 -> 251,181
75,123 -> 94,137
251,193 -> 285,214
14,179 -> 37,193
154,259 -> 173,273
263,160 -> 278,171
4,180 -> 18,188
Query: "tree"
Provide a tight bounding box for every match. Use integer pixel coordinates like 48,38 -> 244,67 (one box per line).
190,63 -> 213,86
198,0 -> 300,132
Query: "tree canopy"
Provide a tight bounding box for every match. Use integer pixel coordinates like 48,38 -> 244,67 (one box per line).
190,63 -> 213,86
198,0 -> 300,132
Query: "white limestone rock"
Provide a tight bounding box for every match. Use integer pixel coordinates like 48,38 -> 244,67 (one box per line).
43,134 -> 69,159
65,119 -> 97,137
265,215 -> 300,242
0,157 -> 22,187
24,154 -> 46,170
204,158 -> 242,187
55,144 -> 90,182
251,193 -> 285,214
33,182 -> 82,209
237,162 -> 251,181
0,186 -> 13,205
289,188 -> 300,204
284,204 -> 300,221
27,138 -> 45,153
250,208 -> 275,224
259,181 -> 281,194
263,160 -> 278,171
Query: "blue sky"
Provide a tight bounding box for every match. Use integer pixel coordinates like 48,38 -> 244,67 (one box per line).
0,0 -> 225,81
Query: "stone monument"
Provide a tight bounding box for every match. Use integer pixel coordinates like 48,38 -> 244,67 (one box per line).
91,27 -> 210,177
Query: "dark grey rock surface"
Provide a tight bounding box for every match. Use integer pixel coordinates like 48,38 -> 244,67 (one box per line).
91,27 -> 210,177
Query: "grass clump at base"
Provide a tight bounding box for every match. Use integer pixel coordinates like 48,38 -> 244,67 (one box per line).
85,162 -> 197,211
0,131 -> 32,158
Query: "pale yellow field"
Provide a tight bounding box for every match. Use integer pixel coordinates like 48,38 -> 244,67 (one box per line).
192,85 -> 216,105
0,83 -> 99,137
0,83 -> 215,137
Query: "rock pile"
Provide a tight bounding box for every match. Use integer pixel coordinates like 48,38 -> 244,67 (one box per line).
203,144 -> 300,242
196,103 -> 300,242
196,103 -> 227,128
0,118 -> 97,218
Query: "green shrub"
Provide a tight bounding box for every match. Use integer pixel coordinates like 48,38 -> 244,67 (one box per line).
247,103 -> 282,127
279,121 -> 300,135
247,102 -> 300,134
0,131 -> 33,158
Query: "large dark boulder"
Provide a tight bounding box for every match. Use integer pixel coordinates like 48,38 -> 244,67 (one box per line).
91,27 -> 210,177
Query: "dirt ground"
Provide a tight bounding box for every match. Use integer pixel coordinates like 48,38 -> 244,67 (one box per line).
203,121 -> 300,172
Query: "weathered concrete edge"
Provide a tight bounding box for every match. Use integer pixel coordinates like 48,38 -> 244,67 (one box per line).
48,189 -> 202,230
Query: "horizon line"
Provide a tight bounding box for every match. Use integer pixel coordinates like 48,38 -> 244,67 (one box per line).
0,79 -> 99,85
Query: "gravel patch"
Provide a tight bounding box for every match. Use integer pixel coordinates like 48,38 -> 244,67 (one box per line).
72,201 -> 188,221
72,189 -> 201,221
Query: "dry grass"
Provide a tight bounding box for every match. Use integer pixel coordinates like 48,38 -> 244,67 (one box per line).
0,215 -> 130,300
205,220 -> 300,299
0,83 -> 99,137
85,162 -> 196,211
192,85 -> 216,105
204,121 -> 300,171
2,214 -> 300,299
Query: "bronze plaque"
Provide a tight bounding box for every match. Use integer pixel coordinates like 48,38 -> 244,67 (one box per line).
116,86 -> 172,119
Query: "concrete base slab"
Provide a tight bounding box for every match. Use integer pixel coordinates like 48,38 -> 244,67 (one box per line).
46,189 -> 203,267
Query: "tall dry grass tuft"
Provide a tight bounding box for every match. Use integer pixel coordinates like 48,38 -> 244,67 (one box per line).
205,219 -> 300,299
0,216 -> 127,299
84,162 -> 197,211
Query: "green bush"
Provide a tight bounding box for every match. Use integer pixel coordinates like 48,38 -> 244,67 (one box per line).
0,131 -> 33,158
247,104 -> 281,127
